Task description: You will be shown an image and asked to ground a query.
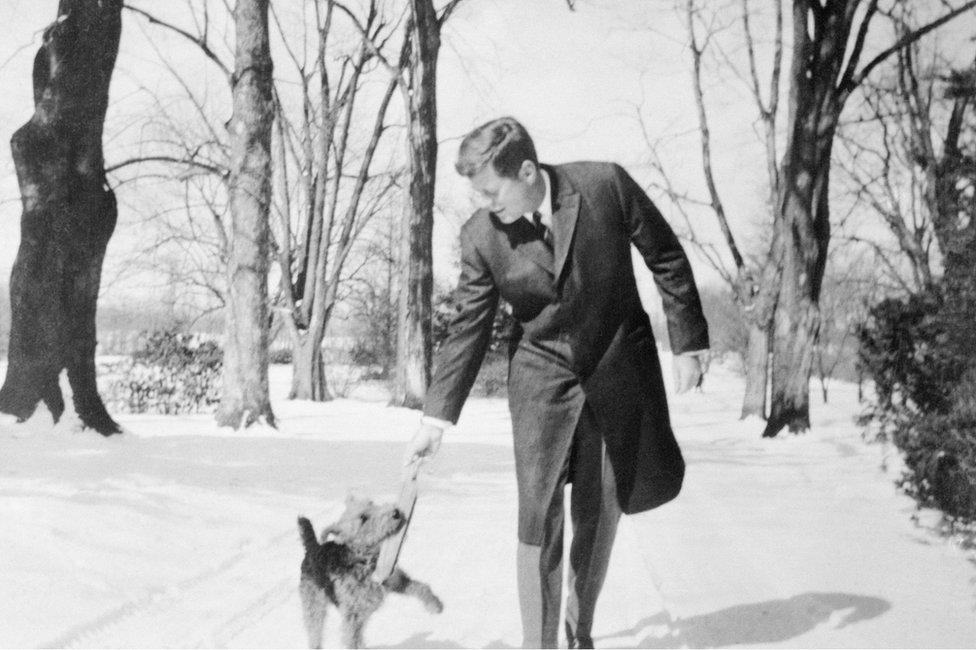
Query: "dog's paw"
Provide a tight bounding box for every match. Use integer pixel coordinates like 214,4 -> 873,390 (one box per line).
425,594 -> 444,614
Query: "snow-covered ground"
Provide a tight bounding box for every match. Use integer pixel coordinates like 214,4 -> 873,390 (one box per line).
1,356 -> 974,648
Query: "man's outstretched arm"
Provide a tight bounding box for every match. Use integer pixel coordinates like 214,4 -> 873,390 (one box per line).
407,225 -> 499,464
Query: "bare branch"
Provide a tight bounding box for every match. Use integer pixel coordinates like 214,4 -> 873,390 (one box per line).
686,0 -> 745,271
106,155 -> 227,177
328,77 -> 398,286
838,0 -> 879,95
123,3 -> 232,82
842,0 -> 976,95
741,0 -> 768,115
438,0 -> 467,25
333,1 -> 401,81
839,235 -> 914,294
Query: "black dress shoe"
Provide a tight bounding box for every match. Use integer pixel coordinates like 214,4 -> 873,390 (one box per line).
565,624 -> 595,649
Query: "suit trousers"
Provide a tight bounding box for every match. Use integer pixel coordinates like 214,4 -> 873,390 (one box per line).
517,401 -> 622,648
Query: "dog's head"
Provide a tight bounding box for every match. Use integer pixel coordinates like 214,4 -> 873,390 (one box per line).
326,494 -> 405,551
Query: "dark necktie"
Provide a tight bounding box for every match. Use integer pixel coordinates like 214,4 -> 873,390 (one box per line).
532,211 -> 552,248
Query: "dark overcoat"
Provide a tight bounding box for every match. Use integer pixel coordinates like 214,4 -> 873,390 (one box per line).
424,161 -> 709,543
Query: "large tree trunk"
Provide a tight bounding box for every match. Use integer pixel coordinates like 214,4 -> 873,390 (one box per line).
761,0 -> 844,438
759,0 -> 976,438
290,335 -> 329,401
216,0 -> 276,429
764,131 -> 834,437
929,85 -> 976,359
393,1 -> 440,409
0,0 -> 123,435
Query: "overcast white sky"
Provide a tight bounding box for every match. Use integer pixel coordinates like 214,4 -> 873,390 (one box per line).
0,0 -> 973,305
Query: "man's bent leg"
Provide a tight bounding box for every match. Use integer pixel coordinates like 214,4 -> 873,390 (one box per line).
564,407 -> 622,647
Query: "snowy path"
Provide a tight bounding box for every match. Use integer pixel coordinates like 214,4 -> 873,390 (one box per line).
1,361 -> 974,648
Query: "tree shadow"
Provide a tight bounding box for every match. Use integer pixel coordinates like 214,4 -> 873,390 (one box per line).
600,592 -> 891,648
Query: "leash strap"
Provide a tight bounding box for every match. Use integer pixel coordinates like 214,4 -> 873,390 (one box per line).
374,462 -> 421,581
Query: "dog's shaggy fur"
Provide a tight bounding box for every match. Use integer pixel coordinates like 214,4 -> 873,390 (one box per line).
298,496 -> 443,649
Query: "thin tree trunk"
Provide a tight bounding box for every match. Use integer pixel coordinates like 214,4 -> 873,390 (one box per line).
740,322 -> 769,419
0,0 -> 123,435
286,35 -> 396,402
685,0 -> 783,423
393,1 -> 440,409
216,0 -> 276,429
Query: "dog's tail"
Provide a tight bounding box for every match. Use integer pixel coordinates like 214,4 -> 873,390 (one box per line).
297,516 -> 319,552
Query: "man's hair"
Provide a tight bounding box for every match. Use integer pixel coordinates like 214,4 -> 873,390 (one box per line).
455,116 -> 538,178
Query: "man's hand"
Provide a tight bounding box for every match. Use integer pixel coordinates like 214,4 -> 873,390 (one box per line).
404,422 -> 444,466
672,351 -> 707,394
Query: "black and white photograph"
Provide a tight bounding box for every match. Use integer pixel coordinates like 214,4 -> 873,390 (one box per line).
0,0 -> 975,647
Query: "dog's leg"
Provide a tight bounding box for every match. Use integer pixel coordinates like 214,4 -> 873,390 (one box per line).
340,607 -> 367,649
383,568 -> 443,614
336,578 -> 384,649
300,577 -> 328,649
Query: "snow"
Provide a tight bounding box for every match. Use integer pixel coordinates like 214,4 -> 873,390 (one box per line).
1,357 -> 974,649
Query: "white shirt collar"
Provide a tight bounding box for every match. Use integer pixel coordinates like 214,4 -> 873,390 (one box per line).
523,167 -> 552,228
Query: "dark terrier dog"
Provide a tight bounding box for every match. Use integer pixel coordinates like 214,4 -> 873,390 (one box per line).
298,495 -> 443,648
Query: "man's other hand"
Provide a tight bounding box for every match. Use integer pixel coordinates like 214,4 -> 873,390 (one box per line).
673,352 -> 706,394
404,422 -> 444,466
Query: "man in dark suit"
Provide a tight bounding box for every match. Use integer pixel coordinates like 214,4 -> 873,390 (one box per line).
405,117 -> 709,648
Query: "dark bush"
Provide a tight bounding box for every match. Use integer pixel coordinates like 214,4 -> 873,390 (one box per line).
858,289 -> 976,524
470,351 -> 509,398
348,296 -> 396,379
268,346 -> 293,365
432,293 -> 515,354
858,292 -> 962,416
103,330 -> 223,414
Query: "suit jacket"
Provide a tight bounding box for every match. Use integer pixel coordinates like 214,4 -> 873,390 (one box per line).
424,161 -> 709,521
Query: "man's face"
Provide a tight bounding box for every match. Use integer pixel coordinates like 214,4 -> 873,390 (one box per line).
468,160 -> 541,224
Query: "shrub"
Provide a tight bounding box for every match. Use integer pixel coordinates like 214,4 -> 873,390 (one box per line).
858,290 -> 976,525
432,293 -> 515,354
470,351 -> 509,398
269,346 -> 293,365
102,330 -> 223,415
858,292 -> 962,417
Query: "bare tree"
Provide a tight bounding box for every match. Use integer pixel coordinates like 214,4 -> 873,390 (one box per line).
0,0 -> 124,435
641,0 -> 976,436
272,0 -> 403,401
648,0 -> 784,420
388,0 -> 466,408
329,0 -> 465,407
216,0 -> 277,428
836,14 -> 949,295
120,1 -> 406,404
762,0 -> 976,438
